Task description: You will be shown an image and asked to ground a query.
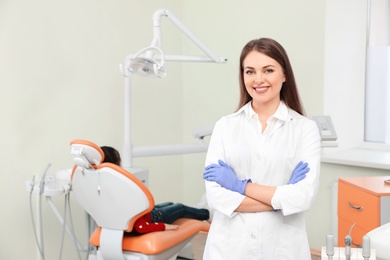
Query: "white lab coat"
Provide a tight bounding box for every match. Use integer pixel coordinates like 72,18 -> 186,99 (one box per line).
204,101 -> 321,260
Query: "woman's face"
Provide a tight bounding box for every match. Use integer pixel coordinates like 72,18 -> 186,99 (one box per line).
242,50 -> 285,109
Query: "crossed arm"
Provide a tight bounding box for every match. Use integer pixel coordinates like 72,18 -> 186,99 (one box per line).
203,160 -> 309,212
235,195 -> 274,212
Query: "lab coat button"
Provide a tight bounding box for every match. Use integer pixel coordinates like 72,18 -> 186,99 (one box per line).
250,234 -> 256,239
256,154 -> 261,160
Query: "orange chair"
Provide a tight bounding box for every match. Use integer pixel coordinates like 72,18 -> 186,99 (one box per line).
70,139 -> 209,260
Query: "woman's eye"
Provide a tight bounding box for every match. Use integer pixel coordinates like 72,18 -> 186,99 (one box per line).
245,70 -> 254,75
265,69 -> 273,74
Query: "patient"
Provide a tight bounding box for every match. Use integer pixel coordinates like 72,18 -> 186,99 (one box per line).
100,146 -> 210,234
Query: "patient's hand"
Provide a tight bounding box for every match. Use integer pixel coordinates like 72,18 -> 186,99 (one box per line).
164,224 -> 179,230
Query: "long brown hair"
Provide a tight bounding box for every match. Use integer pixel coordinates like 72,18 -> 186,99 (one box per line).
237,38 -> 305,115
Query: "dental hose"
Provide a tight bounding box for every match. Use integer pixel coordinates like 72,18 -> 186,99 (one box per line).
29,176 -> 45,260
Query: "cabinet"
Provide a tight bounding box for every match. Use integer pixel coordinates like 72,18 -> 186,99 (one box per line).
338,176 -> 390,247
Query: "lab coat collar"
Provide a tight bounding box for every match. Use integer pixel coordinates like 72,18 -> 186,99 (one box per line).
272,102 -> 291,122
240,101 -> 292,123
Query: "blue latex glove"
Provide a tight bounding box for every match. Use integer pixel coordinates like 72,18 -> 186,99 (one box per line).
288,161 -> 310,184
203,160 -> 251,195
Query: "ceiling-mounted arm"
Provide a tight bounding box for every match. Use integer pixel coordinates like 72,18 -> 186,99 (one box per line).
150,9 -> 164,47
121,8 -> 228,170
150,9 -> 227,63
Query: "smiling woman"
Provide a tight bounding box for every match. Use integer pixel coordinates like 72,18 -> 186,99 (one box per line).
237,38 -> 305,116
202,37 -> 321,260
242,51 -> 286,127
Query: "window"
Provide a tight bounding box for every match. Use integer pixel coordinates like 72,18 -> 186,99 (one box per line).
322,0 -> 390,169
364,0 -> 390,144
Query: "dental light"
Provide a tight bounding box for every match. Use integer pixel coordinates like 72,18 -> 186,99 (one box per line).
121,9 -> 227,170
127,46 -> 166,78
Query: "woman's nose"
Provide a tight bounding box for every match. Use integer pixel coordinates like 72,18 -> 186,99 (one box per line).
254,72 -> 264,84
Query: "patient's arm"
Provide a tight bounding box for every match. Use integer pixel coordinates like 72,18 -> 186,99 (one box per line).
234,196 -> 273,212
164,224 -> 179,230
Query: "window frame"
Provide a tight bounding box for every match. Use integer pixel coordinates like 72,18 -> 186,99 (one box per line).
322,0 -> 390,170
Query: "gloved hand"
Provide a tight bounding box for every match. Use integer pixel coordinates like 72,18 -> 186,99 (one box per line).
203,160 -> 251,195
288,161 -> 310,184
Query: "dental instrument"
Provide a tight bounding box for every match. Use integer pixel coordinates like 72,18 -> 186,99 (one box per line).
321,233 -> 377,259
362,235 -> 371,260
27,167 -> 88,260
326,234 -> 335,259
345,234 -> 352,260
120,8 -> 227,174
344,223 -> 355,260
29,163 -> 51,260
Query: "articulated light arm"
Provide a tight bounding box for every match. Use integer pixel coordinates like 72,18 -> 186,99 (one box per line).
150,9 -> 227,63
121,9 -> 226,170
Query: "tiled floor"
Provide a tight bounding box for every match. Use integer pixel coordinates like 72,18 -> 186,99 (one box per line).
186,232 -> 321,260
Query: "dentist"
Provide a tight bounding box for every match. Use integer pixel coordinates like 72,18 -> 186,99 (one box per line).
203,38 -> 321,259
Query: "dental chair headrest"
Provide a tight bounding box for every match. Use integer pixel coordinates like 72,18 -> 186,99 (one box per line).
70,139 -> 104,168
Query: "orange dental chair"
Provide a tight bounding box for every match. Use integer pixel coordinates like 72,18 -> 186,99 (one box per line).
70,139 -> 209,260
